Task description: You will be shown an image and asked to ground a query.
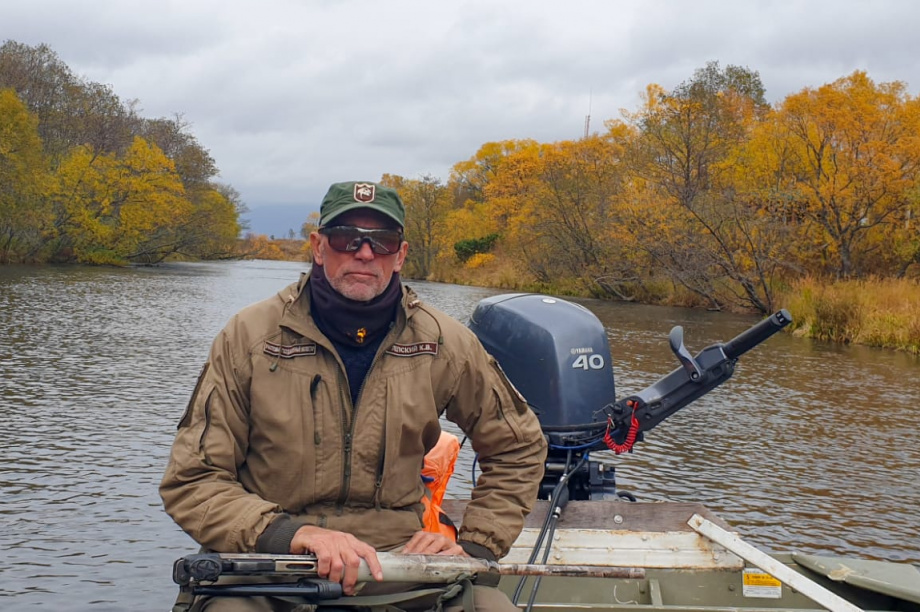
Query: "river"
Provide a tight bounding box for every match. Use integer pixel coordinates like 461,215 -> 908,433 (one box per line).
1,260 -> 918,611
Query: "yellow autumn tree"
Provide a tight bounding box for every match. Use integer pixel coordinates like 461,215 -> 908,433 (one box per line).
480,141 -> 545,238
381,174 -> 452,279
626,63 -> 783,312
436,200 -> 498,268
0,88 -> 52,262
300,211 -> 320,240
170,186 -> 241,262
239,234 -> 286,260
498,135 -> 629,295
450,140 -> 539,205
766,71 -> 920,278
54,136 -> 191,264
441,141 -> 541,274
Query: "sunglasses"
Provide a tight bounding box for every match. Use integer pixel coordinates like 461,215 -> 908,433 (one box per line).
320,226 -> 404,255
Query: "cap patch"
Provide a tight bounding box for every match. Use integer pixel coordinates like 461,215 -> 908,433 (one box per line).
319,181 -> 405,228
354,183 -> 376,203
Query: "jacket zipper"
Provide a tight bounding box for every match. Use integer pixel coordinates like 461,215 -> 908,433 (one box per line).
334,325 -> 399,514
334,370 -> 371,514
334,382 -> 352,514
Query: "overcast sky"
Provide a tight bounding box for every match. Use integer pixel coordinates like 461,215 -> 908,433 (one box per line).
3,0 -> 919,227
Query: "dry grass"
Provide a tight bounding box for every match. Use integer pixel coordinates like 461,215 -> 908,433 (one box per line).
238,236 -> 310,262
778,278 -> 920,354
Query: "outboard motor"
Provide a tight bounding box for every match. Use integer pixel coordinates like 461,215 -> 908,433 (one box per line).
469,293 -> 793,502
469,294 -> 619,500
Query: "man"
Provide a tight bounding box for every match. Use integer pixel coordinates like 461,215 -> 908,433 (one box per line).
160,181 -> 547,611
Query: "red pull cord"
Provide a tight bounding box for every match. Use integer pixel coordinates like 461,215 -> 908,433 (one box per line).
604,399 -> 640,455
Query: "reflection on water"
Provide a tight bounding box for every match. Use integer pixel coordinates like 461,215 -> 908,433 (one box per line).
1,261 -> 918,610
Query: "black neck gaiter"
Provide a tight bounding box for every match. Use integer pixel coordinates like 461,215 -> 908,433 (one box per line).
309,264 -> 402,347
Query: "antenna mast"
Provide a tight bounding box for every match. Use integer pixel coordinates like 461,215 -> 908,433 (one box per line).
584,89 -> 593,138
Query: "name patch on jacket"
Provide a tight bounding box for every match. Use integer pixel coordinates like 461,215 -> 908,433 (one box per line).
386,342 -> 439,357
264,341 -> 317,359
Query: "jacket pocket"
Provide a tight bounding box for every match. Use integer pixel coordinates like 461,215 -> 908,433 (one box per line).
308,373 -> 326,502
489,359 -> 529,443
250,360 -> 324,509
493,387 -> 524,443
178,362 -> 210,429
375,368 -> 439,510
310,374 -> 323,446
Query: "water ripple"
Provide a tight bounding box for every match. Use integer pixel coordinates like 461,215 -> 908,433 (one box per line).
1,262 -> 918,611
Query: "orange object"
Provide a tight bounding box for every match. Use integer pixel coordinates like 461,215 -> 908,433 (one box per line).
421,431 -> 460,540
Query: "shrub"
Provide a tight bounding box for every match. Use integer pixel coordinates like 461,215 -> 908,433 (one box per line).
454,234 -> 500,262
464,253 -> 495,269
778,277 -> 920,353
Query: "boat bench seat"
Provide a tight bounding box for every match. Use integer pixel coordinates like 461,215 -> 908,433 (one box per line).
442,500 -> 744,570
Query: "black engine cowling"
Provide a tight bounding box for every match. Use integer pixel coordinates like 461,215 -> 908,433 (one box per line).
468,293 -> 620,499
468,293 -> 615,431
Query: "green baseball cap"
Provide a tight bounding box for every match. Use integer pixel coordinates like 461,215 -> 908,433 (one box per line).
319,181 -> 405,228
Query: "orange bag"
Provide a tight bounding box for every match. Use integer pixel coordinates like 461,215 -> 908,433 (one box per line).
421,431 -> 460,540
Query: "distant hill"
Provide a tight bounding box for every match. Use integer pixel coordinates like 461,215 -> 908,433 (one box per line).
241,204 -> 315,239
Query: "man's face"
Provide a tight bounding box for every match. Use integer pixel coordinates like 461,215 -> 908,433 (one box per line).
310,209 -> 408,302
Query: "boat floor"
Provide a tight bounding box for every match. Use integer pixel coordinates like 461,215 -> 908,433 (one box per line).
441,500 -> 920,611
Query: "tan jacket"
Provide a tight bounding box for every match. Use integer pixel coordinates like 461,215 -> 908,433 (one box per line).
160,274 -> 546,559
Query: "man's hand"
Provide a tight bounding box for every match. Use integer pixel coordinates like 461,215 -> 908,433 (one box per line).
289,525 -> 383,595
401,530 -> 467,556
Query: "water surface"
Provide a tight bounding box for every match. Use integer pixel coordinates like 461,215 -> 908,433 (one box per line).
1,261 -> 917,611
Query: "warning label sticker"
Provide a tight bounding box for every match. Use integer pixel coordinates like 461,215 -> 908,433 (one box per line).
742,569 -> 782,599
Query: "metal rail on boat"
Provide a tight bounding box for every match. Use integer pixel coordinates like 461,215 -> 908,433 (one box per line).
688,514 -> 863,612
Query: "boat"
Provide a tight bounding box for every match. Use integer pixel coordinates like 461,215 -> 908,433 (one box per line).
172,294 -> 920,612
441,498 -> 920,612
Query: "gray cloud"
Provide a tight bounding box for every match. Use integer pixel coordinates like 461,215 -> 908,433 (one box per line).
3,0 -> 918,222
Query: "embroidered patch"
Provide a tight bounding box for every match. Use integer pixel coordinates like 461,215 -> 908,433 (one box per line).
386,342 -> 439,357
263,342 -> 317,358
354,183 -> 375,202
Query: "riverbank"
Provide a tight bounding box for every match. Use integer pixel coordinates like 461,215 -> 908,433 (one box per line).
776,277 -> 920,355
7,241 -> 919,355
425,260 -> 920,355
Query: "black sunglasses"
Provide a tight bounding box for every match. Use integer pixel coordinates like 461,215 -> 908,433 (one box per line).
320,226 -> 404,255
